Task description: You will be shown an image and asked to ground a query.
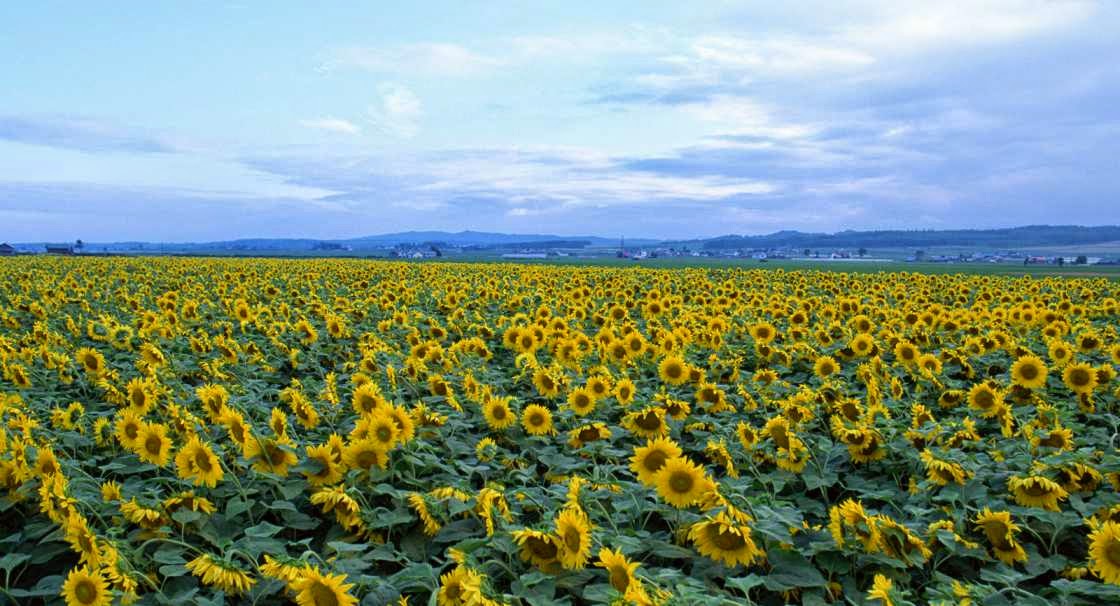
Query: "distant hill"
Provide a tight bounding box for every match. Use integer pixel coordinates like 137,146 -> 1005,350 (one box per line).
11,225 -> 1118,255
671,225 -> 1120,251
12,230 -> 658,254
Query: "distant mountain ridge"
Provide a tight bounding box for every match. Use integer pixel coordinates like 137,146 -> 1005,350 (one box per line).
10,225 -> 1119,253
668,225 -> 1120,250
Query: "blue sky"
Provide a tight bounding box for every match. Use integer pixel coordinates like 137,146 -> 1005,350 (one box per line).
2,1 -> 1118,241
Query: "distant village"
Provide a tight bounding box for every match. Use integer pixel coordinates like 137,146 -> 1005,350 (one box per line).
1,239 -> 1117,266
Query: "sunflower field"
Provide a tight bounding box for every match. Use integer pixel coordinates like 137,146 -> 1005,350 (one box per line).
1,257 -> 1119,606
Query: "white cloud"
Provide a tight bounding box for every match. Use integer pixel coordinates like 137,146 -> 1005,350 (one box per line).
367,83 -> 422,138
299,117 -> 360,135
841,1 -> 1094,54
679,96 -> 820,140
690,35 -> 875,74
320,43 -> 502,76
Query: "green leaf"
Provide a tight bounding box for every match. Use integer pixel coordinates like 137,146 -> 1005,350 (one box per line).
0,552 -> 30,573
244,521 -> 284,538
762,549 -> 827,591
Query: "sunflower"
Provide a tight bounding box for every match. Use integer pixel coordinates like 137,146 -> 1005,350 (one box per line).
134,422 -> 172,467
567,423 -> 611,448
482,396 -> 517,431
919,450 -> 969,486
654,456 -> 715,508
828,499 -> 880,552
113,409 -> 144,451
245,436 -> 299,476
521,404 -> 555,436
614,377 -> 636,405
302,441 -> 340,483
532,368 -> 561,398
917,353 -> 942,376
291,568 -> 358,606
688,511 -> 763,567
436,565 -> 483,606
975,508 -> 1028,565
567,388 -> 596,416
186,553 -> 256,595
629,436 -> 683,486
967,383 -> 1004,418
1008,475 -> 1068,511
1048,340 -> 1073,366
586,375 -> 612,400
849,333 -> 875,357
342,438 -> 388,471
512,529 -> 561,568
596,547 -> 641,594
866,574 -> 894,606
894,341 -> 920,366
60,566 -> 111,606
555,507 -> 593,570
1062,362 -> 1098,395
75,347 -> 106,377
813,355 -> 839,379
658,356 -> 689,386
622,406 -> 667,438
351,382 -> 386,416
174,436 -> 224,487
1087,521 -> 1120,585
365,408 -> 401,451
749,322 -> 776,344
1010,355 -> 1048,389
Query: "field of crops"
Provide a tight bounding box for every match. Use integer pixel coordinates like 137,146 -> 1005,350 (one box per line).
1,257 -> 1119,606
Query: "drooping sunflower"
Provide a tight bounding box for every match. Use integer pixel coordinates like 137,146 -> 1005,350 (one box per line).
1062,362 -> 1098,395
512,529 -> 561,568
554,507 -> 593,570
1008,475 -> 1068,511
521,404 -> 555,436
291,568 -> 358,606
622,406 -> 667,438
303,443 -> 344,486
596,547 -> 641,595
60,565 -> 111,606
134,422 -> 173,467
482,396 -> 517,431
185,553 -> 255,596
629,436 -> 683,486
828,499 -> 880,552
567,423 -> 611,448
866,574 -> 894,606
1010,355 -> 1048,389
974,508 -> 1028,565
658,355 -> 689,386
688,511 -> 763,567
919,450 -> 969,486
245,436 -> 299,476
654,456 -> 715,508
1087,521 -> 1120,585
